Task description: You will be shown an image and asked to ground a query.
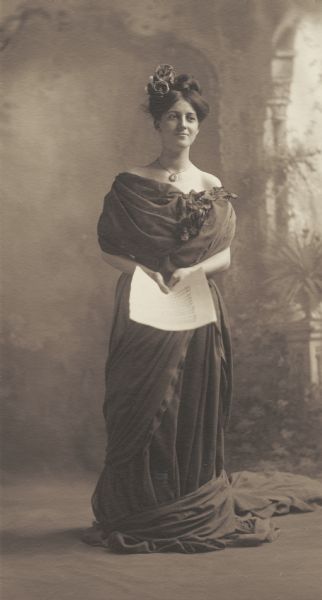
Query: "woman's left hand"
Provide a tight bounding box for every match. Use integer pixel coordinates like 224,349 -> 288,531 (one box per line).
168,267 -> 195,289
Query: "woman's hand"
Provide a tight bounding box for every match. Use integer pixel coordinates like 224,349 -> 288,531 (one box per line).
100,253 -> 170,293
168,267 -> 194,289
168,248 -> 231,286
142,267 -> 170,294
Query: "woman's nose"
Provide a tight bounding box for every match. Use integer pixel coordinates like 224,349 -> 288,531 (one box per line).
178,116 -> 188,129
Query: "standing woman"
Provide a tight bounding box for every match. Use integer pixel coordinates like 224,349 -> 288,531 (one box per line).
84,65 -> 276,553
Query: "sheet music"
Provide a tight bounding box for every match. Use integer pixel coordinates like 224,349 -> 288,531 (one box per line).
129,266 -> 217,331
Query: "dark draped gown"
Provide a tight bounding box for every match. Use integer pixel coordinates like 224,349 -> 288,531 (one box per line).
87,173 -> 321,554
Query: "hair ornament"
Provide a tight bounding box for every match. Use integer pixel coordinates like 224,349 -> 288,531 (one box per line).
145,64 -> 176,97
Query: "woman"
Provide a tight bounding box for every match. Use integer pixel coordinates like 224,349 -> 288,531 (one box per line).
83,65 -> 277,553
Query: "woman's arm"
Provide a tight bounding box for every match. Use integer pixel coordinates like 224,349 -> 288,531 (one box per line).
168,247 -> 231,288
101,246 -> 230,292
101,252 -> 170,293
192,246 -> 231,275
101,252 -> 137,274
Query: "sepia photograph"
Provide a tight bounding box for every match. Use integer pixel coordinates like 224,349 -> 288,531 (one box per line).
1,1 -> 322,599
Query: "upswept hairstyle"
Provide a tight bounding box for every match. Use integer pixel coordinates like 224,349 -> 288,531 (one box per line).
145,65 -> 209,127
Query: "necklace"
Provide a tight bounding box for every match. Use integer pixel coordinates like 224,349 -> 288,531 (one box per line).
157,158 -> 192,182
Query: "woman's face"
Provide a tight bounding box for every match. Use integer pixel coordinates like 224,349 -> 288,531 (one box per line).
156,98 -> 199,151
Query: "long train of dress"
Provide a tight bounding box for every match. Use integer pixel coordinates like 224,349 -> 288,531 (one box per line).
87,275 -> 322,553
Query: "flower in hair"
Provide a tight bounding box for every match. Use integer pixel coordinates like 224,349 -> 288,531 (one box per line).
152,80 -> 170,95
154,64 -> 176,84
146,64 -> 176,96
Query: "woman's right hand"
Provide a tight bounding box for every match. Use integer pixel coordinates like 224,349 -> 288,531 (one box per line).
142,267 -> 170,294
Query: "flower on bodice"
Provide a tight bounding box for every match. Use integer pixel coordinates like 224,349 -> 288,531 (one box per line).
175,187 -> 237,242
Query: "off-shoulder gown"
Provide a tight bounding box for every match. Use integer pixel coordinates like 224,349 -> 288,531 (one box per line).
85,173 -> 321,554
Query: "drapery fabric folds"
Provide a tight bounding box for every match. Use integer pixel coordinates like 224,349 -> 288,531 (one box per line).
97,172 -> 237,278
90,173 -> 282,553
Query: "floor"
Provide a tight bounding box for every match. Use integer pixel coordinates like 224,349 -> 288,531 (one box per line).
1,477 -> 322,600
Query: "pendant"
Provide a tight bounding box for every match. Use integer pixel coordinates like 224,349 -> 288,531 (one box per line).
169,173 -> 177,182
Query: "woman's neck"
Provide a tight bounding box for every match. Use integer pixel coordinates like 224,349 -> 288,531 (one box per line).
158,149 -> 191,172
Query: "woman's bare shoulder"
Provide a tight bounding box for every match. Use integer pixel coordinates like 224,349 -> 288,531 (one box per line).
201,170 -> 222,189
124,164 -> 155,177
125,166 -> 145,175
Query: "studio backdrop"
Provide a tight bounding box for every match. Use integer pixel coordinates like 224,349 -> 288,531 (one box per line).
1,0 -> 322,479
